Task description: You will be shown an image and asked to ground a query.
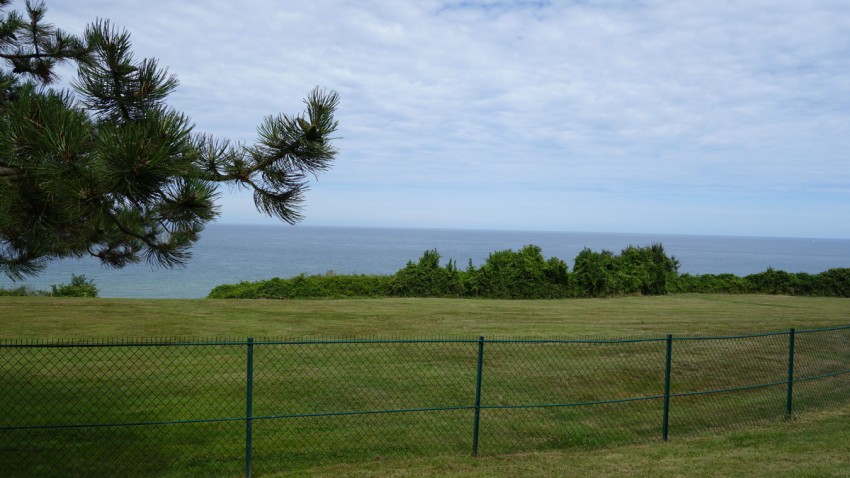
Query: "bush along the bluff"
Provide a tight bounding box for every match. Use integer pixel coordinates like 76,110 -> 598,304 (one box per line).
210,243 -> 686,299
390,250 -> 464,297
669,268 -> 850,297
50,274 -> 99,297
208,273 -> 392,299
815,268 -> 850,297
571,243 -> 679,297
468,245 -> 569,299
207,244 -> 849,299
669,273 -> 750,294
2,274 -> 100,297
0,285 -> 42,296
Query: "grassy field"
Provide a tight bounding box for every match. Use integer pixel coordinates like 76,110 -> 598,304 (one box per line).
1,295 -> 849,477
2,294 -> 849,338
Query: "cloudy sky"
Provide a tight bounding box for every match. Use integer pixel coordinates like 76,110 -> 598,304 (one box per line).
36,1 -> 850,238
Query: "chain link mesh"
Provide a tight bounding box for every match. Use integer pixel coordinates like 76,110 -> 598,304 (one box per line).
1,326 -> 848,476
793,327 -> 850,414
478,338 -> 667,453
0,339 -> 246,477
252,340 -> 478,472
669,333 -> 790,435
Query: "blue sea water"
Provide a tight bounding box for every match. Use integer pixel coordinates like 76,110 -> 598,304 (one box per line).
2,225 -> 850,298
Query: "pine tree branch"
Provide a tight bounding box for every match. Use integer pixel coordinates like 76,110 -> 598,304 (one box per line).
0,0 -> 338,278
0,52 -> 53,60
0,166 -> 20,177
102,207 -> 158,252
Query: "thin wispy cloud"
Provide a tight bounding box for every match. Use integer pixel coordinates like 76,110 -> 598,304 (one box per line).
31,0 -> 850,237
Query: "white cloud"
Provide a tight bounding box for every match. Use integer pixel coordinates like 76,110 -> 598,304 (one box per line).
25,0 -> 850,237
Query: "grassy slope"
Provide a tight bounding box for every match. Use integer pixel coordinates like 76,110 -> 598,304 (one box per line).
1,294 -> 848,338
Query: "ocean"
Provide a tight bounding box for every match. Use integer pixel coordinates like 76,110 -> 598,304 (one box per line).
2,225 -> 849,298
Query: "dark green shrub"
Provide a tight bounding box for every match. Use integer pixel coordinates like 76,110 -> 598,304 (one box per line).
50,274 -> 98,297
207,274 -> 392,299
737,268 -> 850,296
572,244 -> 678,297
311,274 -> 392,298
0,285 -> 40,296
572,248 -> 621,297
390,250 -> 464,297
206,245 -> 848,300
207,281 -> 257,299
670,273 -> 750,294
786,272 -> 815,296
636,243 -> 680,295
745,267 -> 793,294
812,268 -> 850,297
544,257 -> 570,288
469,245 -> 569,299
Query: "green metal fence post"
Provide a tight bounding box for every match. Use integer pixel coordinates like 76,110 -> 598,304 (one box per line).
246,337 -> 255,478
786,328 -> 796,419
662,334 -> 673,442
472,335 -> 485,457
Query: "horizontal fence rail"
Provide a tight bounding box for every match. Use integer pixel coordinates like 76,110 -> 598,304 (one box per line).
2,326 -> 849,477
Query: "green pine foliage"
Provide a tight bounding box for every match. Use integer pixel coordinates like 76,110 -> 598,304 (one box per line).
1,1 -> 339,280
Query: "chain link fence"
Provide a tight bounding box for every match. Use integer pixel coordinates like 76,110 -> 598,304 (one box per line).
2,326 -> 849,477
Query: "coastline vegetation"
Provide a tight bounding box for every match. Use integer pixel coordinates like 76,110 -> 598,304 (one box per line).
0,274 -> 98,297
207,244 -> 850,299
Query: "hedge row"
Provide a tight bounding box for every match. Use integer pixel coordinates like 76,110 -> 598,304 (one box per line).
207,273 -> 393,299
208,243 -> 849,299
0,274 -> 99,297
671,268 -> 850,297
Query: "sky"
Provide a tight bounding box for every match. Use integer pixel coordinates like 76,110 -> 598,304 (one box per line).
26,1 -> 850,238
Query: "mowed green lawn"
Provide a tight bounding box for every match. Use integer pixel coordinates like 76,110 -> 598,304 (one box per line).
1,294 -> 848,338
1,294 -> 849,477
279,403 -> 850,478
